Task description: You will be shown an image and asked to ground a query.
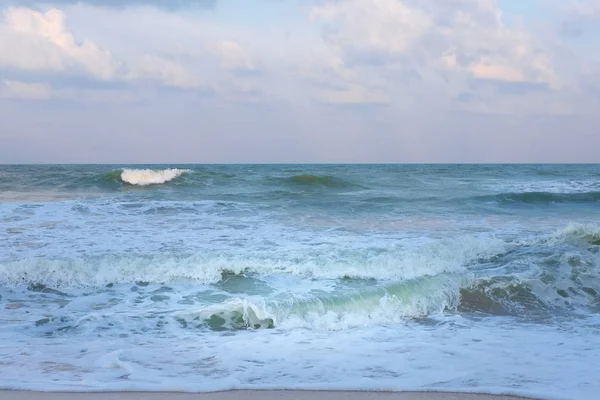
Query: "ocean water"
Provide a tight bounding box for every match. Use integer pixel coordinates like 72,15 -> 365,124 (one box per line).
1,164 -> 599,399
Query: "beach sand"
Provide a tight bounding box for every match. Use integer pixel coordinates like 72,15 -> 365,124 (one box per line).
0,391 -> 540,400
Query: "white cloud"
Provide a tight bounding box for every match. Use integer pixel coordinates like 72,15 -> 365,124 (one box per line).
311,0 -> 432,56
0,79 -> 52,99
127,54 -> 200,89
569,0 -> 600,20
0,0 -> 599,162
0,7 -> 199,88
435,0 -> 557,86
212,40 -> 258,72
310,0 -> 557,88
0,7 -> 119,79
315,84 -> 388,105
0,78 -> 148,104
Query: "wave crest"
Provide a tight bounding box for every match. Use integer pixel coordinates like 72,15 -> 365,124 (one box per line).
120,168 -> 190,186
550,223 -> 600,245
176,266 -> 600,331
283,174 -> 356,189
174,274 -> 470,331
0,235 -> 507,289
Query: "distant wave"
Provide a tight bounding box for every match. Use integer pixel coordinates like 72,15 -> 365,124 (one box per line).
475,191 -> 600,204
281,174 -> 358,189
120,168 -> 190,186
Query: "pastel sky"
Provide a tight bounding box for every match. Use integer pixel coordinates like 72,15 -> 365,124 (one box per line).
0,0 -> 599,163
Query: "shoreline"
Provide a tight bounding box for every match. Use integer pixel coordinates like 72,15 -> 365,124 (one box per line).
0,390 -> 544,400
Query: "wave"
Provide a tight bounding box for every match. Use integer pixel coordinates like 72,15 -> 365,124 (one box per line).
4,225 -> 598,331
176,265 -> 600,331
475,191 -> 600,204
549,223 -> 600,245
119,168 -> 190,186
281,174 -> 358,189
0,235 -> 507,288
172,226 -> 600,330
174,273 -> 471,330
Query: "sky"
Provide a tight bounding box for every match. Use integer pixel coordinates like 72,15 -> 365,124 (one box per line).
0,0 -> 599,163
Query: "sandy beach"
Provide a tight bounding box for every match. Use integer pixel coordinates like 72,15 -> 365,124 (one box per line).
0,391 -> 540,400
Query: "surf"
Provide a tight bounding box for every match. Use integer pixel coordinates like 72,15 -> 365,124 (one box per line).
473,191 -> 600,204
119,168 -> 190,186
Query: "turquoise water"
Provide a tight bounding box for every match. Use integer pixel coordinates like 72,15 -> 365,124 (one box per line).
0,165 -> 599,398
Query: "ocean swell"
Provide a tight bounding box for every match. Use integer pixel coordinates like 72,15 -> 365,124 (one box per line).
280,174 -> 359,189
476,191 -> 600,204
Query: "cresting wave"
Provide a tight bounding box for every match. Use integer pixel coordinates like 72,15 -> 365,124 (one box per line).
17,265 -> 600,333
4,225 -> 599,331
0,235 -> 507,288
1,224 -> 597,290
120,168 -> 190,186
176,261 -> 600,331
174,273 -> 471,330
549,222 -> 600,244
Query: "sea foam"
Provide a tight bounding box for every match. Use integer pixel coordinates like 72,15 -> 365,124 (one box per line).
0,235 -> 507,288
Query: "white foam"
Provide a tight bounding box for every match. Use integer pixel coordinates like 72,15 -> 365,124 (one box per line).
1,313 -> 599,399
0,235 -> 506,288
550,222 -> 600,242
120,168 -> 190,186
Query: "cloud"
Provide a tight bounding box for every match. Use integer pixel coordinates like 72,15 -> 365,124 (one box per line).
311,0 -> 432,59
315,84 -> 388,105
0,7 -> 201,89
566,0 -> 600,22
0,78 -> 147,104
310,0 -> 558,89
211,40 -> 259,73
0,79 -> 52,99
560,0 -> 600,37
0,0 -> 217,10
435,0 -> 557,86
1,0 -> 599,163
127,55 -> 200,89
0,7 -> 119,79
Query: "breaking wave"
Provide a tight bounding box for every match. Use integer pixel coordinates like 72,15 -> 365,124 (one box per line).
0,235 -> 507,288
549,223 -> 600,245
177,260 -> 600,331
174,273 -> 470,330
3,224 -> 598,331
119,168 -> 190,186
174,266 -> 600,331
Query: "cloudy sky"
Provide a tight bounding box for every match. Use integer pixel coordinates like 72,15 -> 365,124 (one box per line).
0,0 -> 599,163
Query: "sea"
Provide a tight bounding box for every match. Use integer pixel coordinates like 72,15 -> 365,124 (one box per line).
0,164 -> 599,399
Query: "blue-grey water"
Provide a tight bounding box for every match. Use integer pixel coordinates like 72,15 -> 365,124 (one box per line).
1,165 -> 599,399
